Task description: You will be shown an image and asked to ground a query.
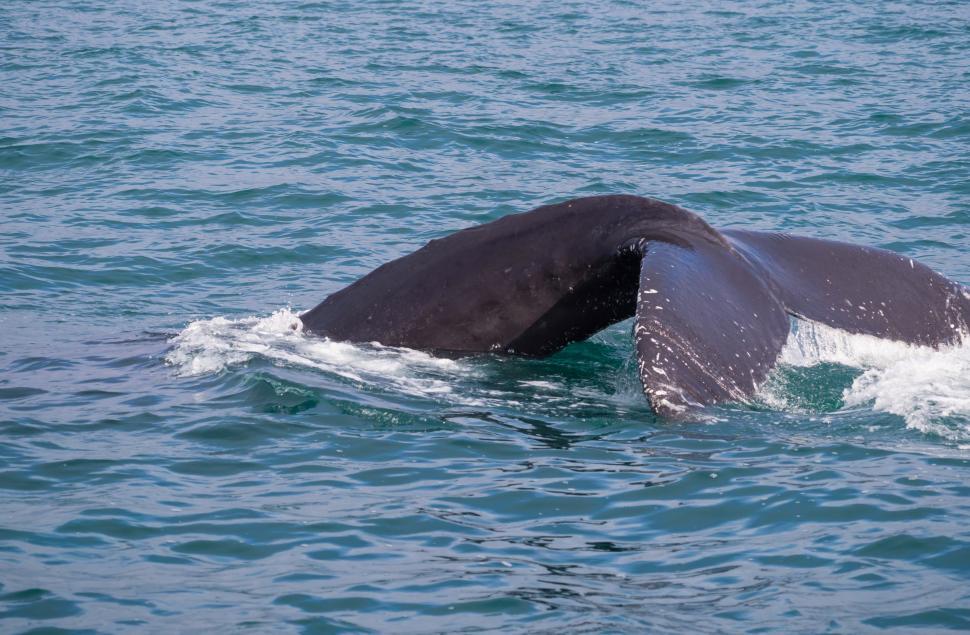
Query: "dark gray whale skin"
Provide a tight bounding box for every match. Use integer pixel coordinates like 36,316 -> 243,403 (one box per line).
301,195 -> 970,415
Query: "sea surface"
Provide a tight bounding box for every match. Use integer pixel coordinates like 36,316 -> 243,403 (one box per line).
2,1 -> 970,632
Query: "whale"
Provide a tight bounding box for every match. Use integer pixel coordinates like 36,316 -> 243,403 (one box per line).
301,195 -> 970,415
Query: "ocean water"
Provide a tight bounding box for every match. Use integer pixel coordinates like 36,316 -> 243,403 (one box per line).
2,0 -> 970,632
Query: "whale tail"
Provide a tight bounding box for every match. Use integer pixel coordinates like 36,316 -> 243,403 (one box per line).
301,195 -> 969,416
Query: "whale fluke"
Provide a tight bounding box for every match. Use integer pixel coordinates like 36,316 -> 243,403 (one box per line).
724,229 -> 970,348
300,195 -> 969,415
634,239 -> 790,415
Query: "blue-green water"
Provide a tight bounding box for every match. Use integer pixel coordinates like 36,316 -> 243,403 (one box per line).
3,0 -> 970,632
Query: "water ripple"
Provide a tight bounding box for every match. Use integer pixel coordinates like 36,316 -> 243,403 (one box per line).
2,0 -> 970,631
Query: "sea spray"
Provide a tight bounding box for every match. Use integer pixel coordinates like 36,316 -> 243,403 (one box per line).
767,319 -> 970,438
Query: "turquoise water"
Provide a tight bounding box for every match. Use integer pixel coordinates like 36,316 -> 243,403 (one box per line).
3,0 -> 970,631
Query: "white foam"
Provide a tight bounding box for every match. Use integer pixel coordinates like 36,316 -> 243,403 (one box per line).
518,380 -> 560,390
771,320 -> 970,439
165,308 -> 474,402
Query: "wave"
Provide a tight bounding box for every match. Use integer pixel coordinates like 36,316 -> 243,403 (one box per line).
768,319 -> 970,440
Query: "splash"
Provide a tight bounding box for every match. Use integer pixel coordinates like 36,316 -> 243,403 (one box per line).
165,308 -> 473,401
165,309 -> 637,416
770,320 -> 970,439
